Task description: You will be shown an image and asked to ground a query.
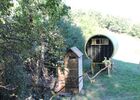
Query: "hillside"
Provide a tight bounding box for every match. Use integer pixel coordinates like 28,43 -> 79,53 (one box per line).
113,33 -> 140,64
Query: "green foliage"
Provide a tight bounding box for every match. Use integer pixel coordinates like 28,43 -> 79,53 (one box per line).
0,0 -> 70,67
71,11 -> 101,40
129,24 -> 140,37
71,10 -> 140,38
4,64 -> 28,98
99,15 -> 131,33
0,0 -> 14,22
0,0 -> 70,99
57,19 -> 85,52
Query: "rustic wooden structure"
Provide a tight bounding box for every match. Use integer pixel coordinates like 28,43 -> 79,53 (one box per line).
85,33 -> 118,72
56,47 -> 83,94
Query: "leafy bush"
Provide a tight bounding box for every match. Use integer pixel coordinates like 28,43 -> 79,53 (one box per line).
129,24 -> 140,37
57,19 -> 85,52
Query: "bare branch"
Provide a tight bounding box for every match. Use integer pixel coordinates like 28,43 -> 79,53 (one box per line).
0,84 -> 17,90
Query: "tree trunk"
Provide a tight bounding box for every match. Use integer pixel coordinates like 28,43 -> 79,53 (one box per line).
40,32 -> 48,77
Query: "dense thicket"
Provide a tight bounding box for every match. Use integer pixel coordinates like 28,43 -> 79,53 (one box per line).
0,0 -> 72,99
0,0 -> 85,99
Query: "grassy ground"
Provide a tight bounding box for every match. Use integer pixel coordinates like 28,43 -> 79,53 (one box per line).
62,59 -> 140,100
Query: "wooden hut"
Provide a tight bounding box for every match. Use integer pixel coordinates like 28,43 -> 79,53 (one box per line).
85,33 -> 118,71
85,33 -> 118,62
56,47 -> 83,94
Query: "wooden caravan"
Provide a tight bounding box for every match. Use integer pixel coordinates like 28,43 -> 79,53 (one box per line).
85,33 -> 118,72
57,47 -> 83,94
85,33 -> 118,62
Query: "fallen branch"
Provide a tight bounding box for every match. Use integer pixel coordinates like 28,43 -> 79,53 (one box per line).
0,84 -> 17,90
0,85 -> 6,89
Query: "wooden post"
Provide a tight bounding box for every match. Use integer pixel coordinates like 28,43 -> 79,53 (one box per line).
91,62 -> 95,75
108,66 -> 111,77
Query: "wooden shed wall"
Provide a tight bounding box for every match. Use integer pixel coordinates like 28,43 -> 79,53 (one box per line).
56,51 -> 79,93
65,51 -> 79,93
78,56 -> 83,92
56,48 -> 83,94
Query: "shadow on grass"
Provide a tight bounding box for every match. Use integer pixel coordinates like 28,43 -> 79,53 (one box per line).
72,59 -> 140,100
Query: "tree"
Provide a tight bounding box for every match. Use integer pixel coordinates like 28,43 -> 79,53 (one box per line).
129,24 -> 140,37
0,0 -> 70,99
57,19 -> 85,52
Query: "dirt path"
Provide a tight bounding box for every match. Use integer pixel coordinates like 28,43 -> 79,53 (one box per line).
112,33 -> 140,64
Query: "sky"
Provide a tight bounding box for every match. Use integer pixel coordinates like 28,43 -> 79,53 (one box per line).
64,0 -> 140,23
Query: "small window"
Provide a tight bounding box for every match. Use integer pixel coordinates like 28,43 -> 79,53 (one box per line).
96,39 -> 100,44
91,38 -> 109,45
91,39 -> 96,45
102,38 -> 109,45
91,38 -> 101,45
